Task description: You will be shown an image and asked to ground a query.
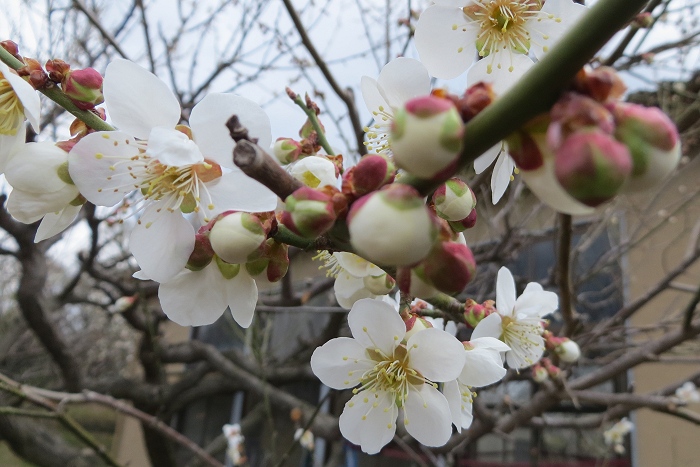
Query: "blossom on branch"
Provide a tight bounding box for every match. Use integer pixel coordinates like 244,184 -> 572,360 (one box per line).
472,267 -> 557,369
0,60 -> 40,171
310,298 -> 465,454
68,59 -> 277,282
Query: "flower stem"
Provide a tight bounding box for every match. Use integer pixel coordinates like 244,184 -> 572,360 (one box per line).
288,90 -> 336,156
0,46 -> 114,132
400,0 -> 649,195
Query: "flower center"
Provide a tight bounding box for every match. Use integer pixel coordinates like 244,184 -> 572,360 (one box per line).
0,72 -> 24,136
139,157 -> 223,215
464,0 -> 541,59
355,344 -> 429,407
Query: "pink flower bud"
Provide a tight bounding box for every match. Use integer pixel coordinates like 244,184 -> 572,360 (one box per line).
257,239 -> 290,283
531,363 -> 549,383
348,185 -> 437,266
432,178 -> 476,221
273,137 -> 302,164
110,295 -> 137,313
612,102 -> 681,191
449,208 -> 477,232
390,95 -> 464,179
463,299 -> 495,328
555,130 -> 632,207
209,212 -> 268,264
45,59 -> 70,83
573,66 -> 626,103
186,232 -> 216,271
62,68 -> 104,110
547,93 -> 615,150
280,187 -> 337,239
403,312 -> 434,341
342,154 -> 396,197
421,241 -> 476,295
1,40 -> 20,58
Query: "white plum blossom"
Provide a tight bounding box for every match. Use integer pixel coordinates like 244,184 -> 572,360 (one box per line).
310,299 -> 465,454
68,59 -> 277,283
223,423 -> 246,465
4,142 -> 83,242
154,259 -> 258,328
472,267 -> 557,369
361,57 -> 431,153
675,382 -> 700,404
289,155 -> 338,188
319,251 -> 393,309
604,417 -> 633,454
415,0 -> 587,82
444,337 -> 510,431
0,60 -> 40,171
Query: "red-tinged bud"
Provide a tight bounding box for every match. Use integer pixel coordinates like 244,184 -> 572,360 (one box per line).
463,299 -> 495,328
19,58 -> 47,89
259,239 -> 289,283
432,178 -> 476,221
404,312 -> 434,340
342,154 -> 396,197
544,359 -> 561,379
348,184 -> 437,267
209,212 -> 268,264
531,362 -> 549,383
186,232 -> 215,271
454,81 -> 495,121
299,117 -> 324,139
573,66 -> 627,103
62,68 -> 104,110
281,186 -> 337,239
273,137 -> 302,164
1,40 -> 20,59
421,241 -> 476,295
326,154 -> 344,177
555,129 -> 632,207
45,59 -> 70,82
449,208 -> 477,232
506,115 -> 548,171
632,12 -> 653,28
611,102 -> 681,191
70,108 -> 107,137
397,266 -> 439,299
547,93 -> 615,150
390,95 -> 464,179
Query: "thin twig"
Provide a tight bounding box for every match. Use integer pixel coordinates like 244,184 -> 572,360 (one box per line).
557,214 -> 578,336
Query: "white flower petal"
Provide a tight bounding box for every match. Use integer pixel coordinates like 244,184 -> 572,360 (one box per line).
471,313 -> 503,340
339,390 -> 396,455
347,298 -> 404,357
223,269 -> 258,328
35,203 -> 82,243
376,58 -> 431,109
147,127 -> 204,166
415,6 -> 479,79
467,53 -> 533,95
474,143 -> 502,174
470,336 -> 511,353
515,288 -> 558,318
460,348 -> 506,387
403,383 -> 453,447
0,61 -> 40,132
334,252 -> 381,277
190,93 -> 272,169
443,379 -> 464,432
104,59 -> 181,139
7,185 -> 79,224
5,142 -> 69,193
129,203 -> 195,283
407,328 -> 465,382
491,153 -> 515,204
158,263 -> 227,326
205,171 -> 278,216
530,0 -> 588,60
68,131 -> 142,206
334,272 -> 375,309
0,127 -> 26,173
496,267 -> 516,316
310,337 -> 373,389
361,76 -> 391,118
